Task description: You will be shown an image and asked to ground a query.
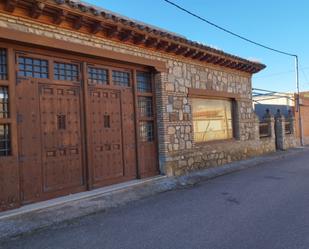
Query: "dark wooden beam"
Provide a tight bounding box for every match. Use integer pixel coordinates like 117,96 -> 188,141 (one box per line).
192,52 -> 205,60
145,38 -> 159,48
166,44 -> 179,53
133,34 -> 148,45
156,41 -> 169,50
106,25 -> 121,38
29,1 -> 45,19
53,9 -> 67,25
120,30 -> 134,42
208,56 -> 219,63
91,21 -> 104,34
215,58 -> 225,65
200,54 -> 212,62
5,0 -> 18,12
245,66 -> 254,72
228,61 -> 238,69
221,60 -> 232,67
184,49 -> 196,57
72,16 -> 84,30
234,63 -> 243,69
175,46 -> 187,55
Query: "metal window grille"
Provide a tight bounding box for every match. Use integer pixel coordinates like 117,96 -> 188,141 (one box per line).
57,115 -> 66,130
0,86 -> 9,118
88,67 -> 108,85
18,56 -> 49,78
139,121 -> 154,142
104,115 -> 110,128
285,122 -> 292,134
138,97 -> 153,117
0,124 -> 11,156
54,62 -> 79,81
259,122 -> 270,138
0,48 -> 7,80
137,71 -> 152,93
112,70 -> 130,87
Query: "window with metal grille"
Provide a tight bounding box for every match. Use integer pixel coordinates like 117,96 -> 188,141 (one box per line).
54,62 -> 79,81
0,124 -> 11,156
112,70 -> 130,87
57,115 -> 66,130
137,71 -> 152,93
0,86 -> 9,118
18,56 -> 48,78
88,67 -> 108,85
138,96 -> 153,118
139,121 -> 154,142
104,114 -> 110,128
0,48 -> 7,80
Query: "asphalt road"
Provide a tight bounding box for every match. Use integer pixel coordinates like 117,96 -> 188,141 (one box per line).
2,150 -> 309,249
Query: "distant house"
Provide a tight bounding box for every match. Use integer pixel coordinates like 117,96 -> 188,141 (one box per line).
253,91 -> 309,145
253,93 -> 294,120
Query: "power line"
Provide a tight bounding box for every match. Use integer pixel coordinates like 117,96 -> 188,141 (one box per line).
254,66 -> 309,79
300,68 -> 309,87
162,0 -> 304,146
162,0 -> 296,57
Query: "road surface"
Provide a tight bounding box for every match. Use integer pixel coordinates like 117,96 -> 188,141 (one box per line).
1,150 -> 309,249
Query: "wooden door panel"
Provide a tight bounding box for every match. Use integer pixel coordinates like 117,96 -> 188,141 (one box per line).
16,78 -> 43,203
121,88 -> 137,178
138,143 -> 158,177
88,88 -> 125,184
39,84 -> 84,192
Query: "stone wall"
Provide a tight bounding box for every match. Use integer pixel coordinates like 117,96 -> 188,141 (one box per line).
0,13 -> 297,177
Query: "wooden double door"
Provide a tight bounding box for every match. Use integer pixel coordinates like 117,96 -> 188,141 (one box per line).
15,52 -> 158,204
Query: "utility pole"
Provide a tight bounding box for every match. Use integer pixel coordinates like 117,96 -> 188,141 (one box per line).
295,55 -> 304,146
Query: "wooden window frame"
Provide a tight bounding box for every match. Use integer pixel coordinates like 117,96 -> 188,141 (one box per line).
53,60 -> 81,84
87,66 -> 109,86
111,68 -> 131,88
0,48 -> 8,81
17,55 -> 49,79
188,88 -> 240,144
0,46 -> 16,159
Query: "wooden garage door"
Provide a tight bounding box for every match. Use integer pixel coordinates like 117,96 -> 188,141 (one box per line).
86,64 -> 137,187
16,54 -> 85,203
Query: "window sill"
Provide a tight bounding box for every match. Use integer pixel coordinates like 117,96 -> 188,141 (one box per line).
194,138 -> 238,147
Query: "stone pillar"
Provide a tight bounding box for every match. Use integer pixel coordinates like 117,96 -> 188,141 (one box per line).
263,109 -> 275,141
287,109 -> 295,134
254,113 -> 260,141
275,109 -> 286,150
154,72 -> 169,175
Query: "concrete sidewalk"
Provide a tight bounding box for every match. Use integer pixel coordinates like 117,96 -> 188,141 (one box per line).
1,147 -> 307,241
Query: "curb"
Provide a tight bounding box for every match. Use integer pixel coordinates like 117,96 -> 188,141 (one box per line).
0,147 -> 308,242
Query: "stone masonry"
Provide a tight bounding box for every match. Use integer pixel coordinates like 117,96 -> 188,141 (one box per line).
0,13 -> 298,177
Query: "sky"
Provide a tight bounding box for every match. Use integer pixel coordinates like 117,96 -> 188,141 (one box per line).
85,0 -> 309,93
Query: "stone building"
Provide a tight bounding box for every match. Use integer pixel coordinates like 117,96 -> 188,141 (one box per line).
0,0 -> 269,211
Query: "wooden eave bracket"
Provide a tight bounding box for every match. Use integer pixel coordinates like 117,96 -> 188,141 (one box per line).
184,49 -> 196,57
29,1 -> 45,19
145,38 -> 159,48
53,9 -> 67,25
156,40 -> 169,50
174,46 -> 186,55
0,1 -> 263,74
4,0 -> 19,12
106,25 -> 121,38
119,30 -> 134,42
166,44 -> 179,53
91,21 -> 104,34
72,15 -> 84,30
